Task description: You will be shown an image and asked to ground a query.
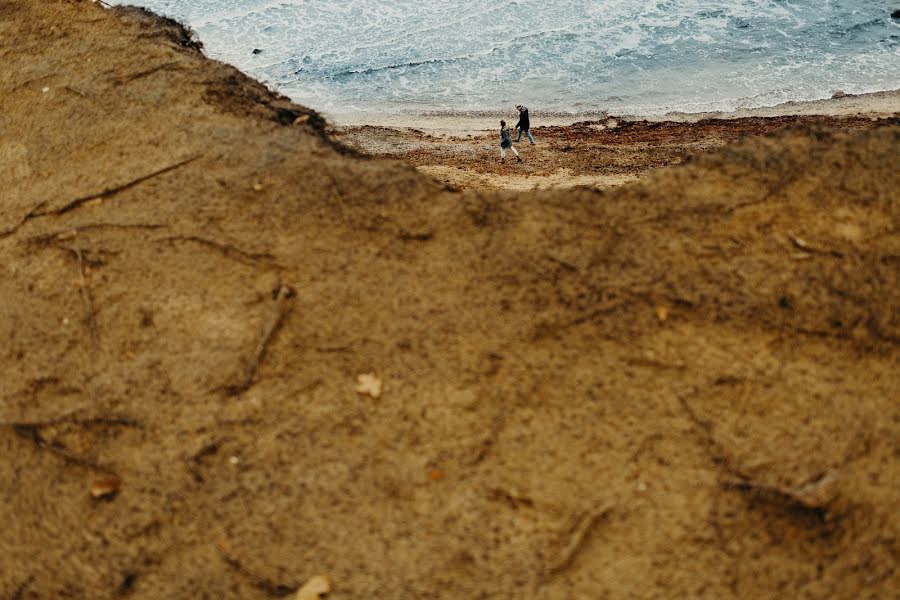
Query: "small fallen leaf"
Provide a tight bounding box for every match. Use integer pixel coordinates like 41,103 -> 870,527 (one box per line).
56,230 -> 77,241
90,477 -> 121,500
655,305 -> 669,322
293,114 -> 311,125
295,575 -> 330,600
355,373 -> 382,398
252,182 -> 264,192
792,471 -> 840,507
788,233 -> 810,250
428,469 -> 444,482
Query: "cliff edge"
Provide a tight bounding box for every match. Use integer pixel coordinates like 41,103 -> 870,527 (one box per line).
1,2 -> 898,598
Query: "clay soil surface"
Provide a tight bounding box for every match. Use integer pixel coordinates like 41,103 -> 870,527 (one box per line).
1,2 -> 898,600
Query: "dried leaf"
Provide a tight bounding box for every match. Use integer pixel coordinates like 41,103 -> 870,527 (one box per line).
789,232 -> 810,250
56,230 -> 77,241
90,477 -> 121,499
792,471 -> 840,507
428,469 -> 444,482
293,115 -> 311,125
295,575 -> 330,600
252,182 -> 264,192
355,373 -> 382,398
655,305 -> 669,322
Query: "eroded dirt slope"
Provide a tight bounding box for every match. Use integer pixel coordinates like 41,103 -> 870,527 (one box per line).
1,2 -> 898,599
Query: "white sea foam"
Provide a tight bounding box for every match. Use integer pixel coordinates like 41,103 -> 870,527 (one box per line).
111,0 -> 900,117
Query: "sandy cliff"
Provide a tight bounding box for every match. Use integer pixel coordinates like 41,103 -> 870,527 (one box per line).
1,2 -> 898,599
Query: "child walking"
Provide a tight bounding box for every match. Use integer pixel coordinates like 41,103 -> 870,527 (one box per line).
499,120 -> 522,163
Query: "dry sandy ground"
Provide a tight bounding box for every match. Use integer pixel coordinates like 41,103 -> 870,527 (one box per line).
1,2 -> 899,600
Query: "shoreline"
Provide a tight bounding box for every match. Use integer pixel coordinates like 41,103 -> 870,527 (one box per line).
324,89 -> 900,135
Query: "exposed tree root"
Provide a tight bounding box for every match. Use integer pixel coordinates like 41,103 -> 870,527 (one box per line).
46,155 -> 201,216
155,235 -> 278,267
10,424 -> 118,477
71,247 -> 99,343
224,283 -> 295,396
216,543 -> 298,597
545,502 -> 615,576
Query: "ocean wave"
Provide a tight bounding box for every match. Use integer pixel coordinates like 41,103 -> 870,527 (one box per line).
110,0 -> 900,115
330,56 -> 472,79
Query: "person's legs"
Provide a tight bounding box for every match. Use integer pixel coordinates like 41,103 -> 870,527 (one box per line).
511,146 -> 521,161
514,127 -> 522,142
500,146 -> 507,161
525,129 -> 535,144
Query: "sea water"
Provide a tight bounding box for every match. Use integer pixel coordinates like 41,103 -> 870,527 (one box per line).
110,0 -> 900,118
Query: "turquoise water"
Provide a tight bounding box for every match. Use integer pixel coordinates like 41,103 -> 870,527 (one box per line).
113,1 -> 900,116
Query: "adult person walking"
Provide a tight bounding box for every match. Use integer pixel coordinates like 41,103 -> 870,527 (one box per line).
499,120 -> 522,163
514,104 -> 535,144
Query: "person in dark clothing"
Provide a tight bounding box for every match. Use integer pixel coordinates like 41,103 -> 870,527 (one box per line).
499,119 -> 521,162
514,104 -> 535,144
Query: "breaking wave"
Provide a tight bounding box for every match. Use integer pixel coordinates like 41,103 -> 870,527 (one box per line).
112,0 -> 900,117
